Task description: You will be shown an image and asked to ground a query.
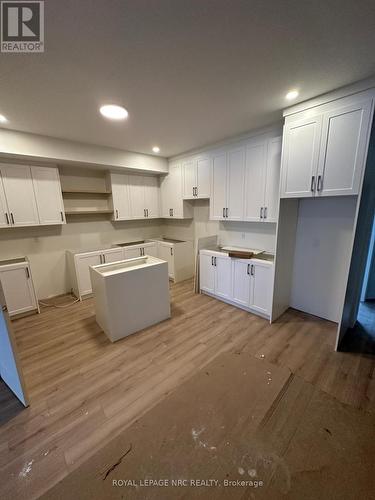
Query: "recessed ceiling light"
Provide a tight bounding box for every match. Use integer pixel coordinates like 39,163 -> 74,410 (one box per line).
285,90 -> 299,101
152,146 -> 160,153
0,114 -> 8,123
99,104 -> 128,120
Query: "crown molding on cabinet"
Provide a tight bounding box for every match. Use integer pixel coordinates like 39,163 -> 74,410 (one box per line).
283,75 -> 375,118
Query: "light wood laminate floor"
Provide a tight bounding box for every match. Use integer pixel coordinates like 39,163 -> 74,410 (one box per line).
1,279 -> 374,499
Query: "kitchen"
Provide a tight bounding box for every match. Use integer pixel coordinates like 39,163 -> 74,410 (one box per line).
1,2 -> 375,499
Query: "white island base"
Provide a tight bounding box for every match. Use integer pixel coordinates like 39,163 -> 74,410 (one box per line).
90,256 -> 170,342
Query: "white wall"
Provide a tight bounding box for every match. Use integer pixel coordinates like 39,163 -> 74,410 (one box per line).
290,197 -> 357,322
0,129 -> 168,173
163,200 -> 277,252
0,218 -> 163,299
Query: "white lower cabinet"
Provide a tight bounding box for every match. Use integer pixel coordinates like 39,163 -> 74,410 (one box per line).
0,259 -> 39,317
200,250 -> 273,318
158,242 -> 175,279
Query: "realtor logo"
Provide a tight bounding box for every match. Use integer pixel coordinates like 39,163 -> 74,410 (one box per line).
1,1 -> 44,52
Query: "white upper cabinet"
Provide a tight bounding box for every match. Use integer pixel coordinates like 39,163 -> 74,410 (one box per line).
31,166 -> 65,225
182,160 -> 196,199
210,147 -> 245,221
227,147 -> 245,221
281,92 -> 374,199
161,163 -> 193,219
317,99 -> 373,197
128,175 -> 146,219
143,176 -> 160,218
0,164 -> 40,227
210,152 -> 227,220
0,176 -> 10,228
281,115 -> 322,198
244,140 -> 267,221
111,173 -> 131,221
264,137 -> 282,222
196,157 -> 211,198
182,156 -> 211,199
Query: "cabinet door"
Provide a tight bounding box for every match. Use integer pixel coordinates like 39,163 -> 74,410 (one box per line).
128,175 -> 145,219
111,173 -> 131,220
144,176 -> 160,218
31,166 -> 65,225
143,243 -> 158,257
210,153 -> 227,220
182,160 -> 196,199
75,252 -> 102,296
124,247 -> 142,259
0,175 -> 10,228
169,164 -> 184,217
196,157 -> 211,198
232,260 -> 251,307
160,171 -> 172,217
249,262 -> 273,316
199,253 -> 215,293
227,147 -> 245,221
317,99 -> 373,197
280,115 -> 322,198
264,137 -> 282,222
0,265 -> 37,316
158,243 -> 174,278
1,165 -> 39,226
103,248 -> 124,263
214,255 -> 232,299
244,140 -> 267,221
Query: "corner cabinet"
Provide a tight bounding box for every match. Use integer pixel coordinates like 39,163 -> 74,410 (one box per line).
199,250 -> 273,319
0,164 -> 65,228
280,92 -> 374,198
160,163 -> 193,219
110,173 -> 161,220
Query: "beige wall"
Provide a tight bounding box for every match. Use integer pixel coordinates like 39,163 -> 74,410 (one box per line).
0,218 -> 163,299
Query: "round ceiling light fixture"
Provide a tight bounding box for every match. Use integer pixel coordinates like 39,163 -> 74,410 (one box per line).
99,104 -> 128,120
152,146 -> 160,153
285,89 -> 299,101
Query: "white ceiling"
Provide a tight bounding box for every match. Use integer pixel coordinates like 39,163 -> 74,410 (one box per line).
1,0 -> 375,158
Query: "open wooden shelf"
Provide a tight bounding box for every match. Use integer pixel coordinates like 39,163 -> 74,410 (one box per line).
64,209 -> 113,215
62,189 -> 111,195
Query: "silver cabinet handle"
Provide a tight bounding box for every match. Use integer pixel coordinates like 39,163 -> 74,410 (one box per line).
10,213 -> 15,224
99,254 -> 103,264
147,209 -> 149,217
5,213 -> 9,225
60,211 -> 64,222
103,254 -> 106,263
170,247 -> 173,256
250,264 -> 254,276
144,209 -> 146,217
311,175 -> 316,192
214,256 -> 217,266
317,175 -> 323,192
223,207 -> 225,218
116,209 -> 119,219
211,256 -> 214,265
226,208 -> 228,218
264,207 -> 267,219
171,208 -> 173,216
260,207 -> 263,219
247,263 -> 250,275
25,267 -> 30,279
